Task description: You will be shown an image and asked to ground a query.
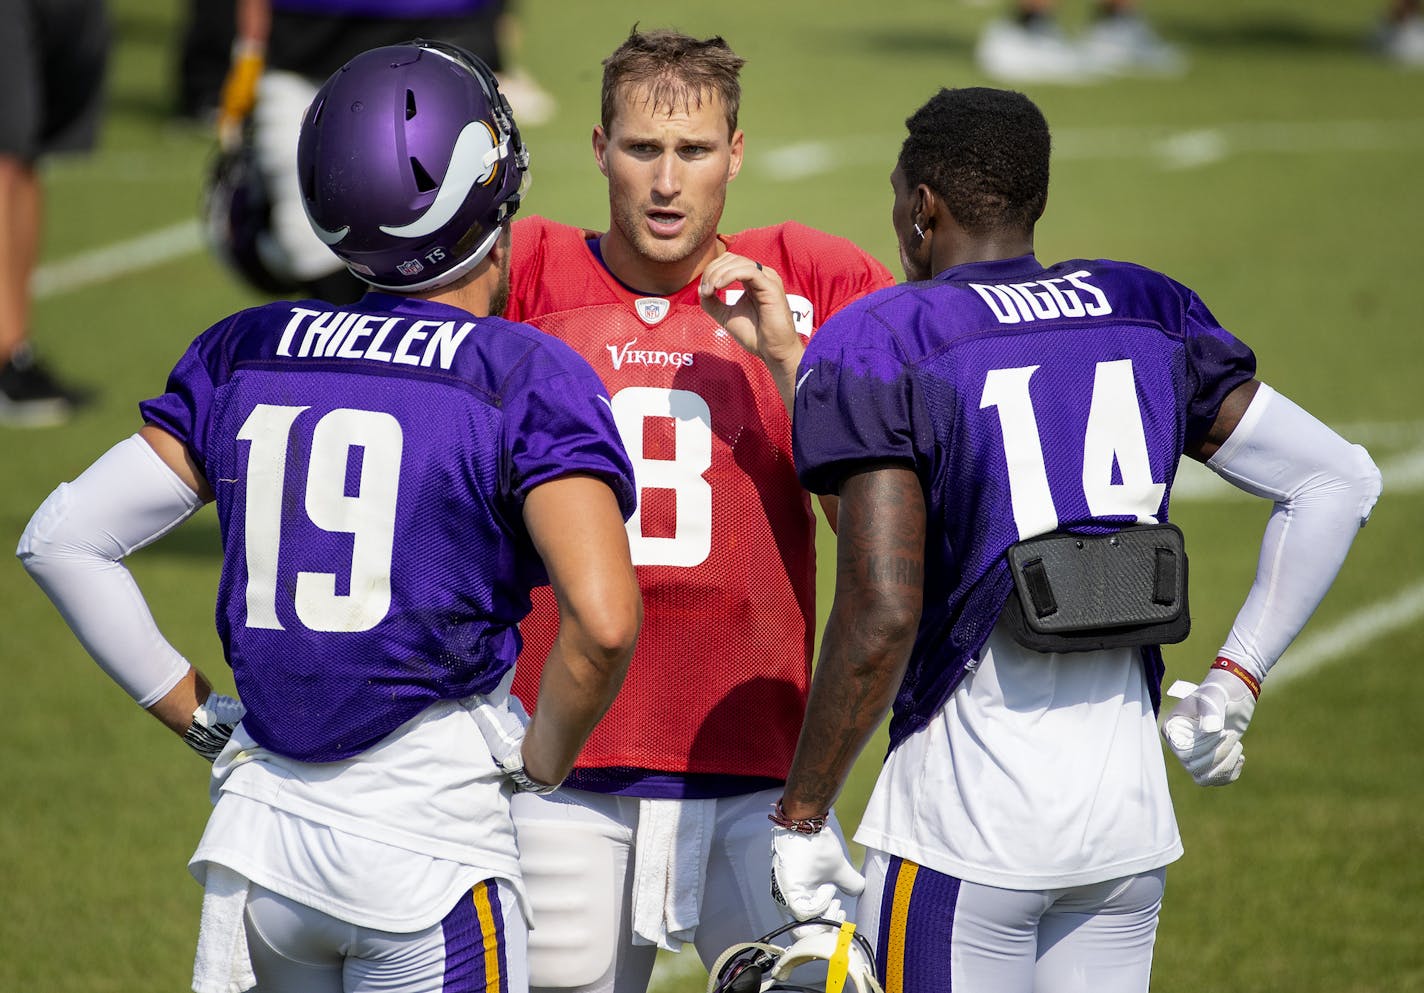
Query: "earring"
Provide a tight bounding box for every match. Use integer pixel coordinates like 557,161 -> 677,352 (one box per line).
913,223 -> 926,240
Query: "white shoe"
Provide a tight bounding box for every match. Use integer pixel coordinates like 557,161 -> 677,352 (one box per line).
1371,15 -> 1424,68
975,17 -> 1100,84
497,68 -> 557,126
1081,14 -> 1188,76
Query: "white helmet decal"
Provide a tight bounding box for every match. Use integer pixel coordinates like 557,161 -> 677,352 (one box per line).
379,119 -> 505,239
307,218 -> 350,246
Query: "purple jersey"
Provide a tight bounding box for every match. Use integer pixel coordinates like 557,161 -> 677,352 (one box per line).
141,293 -> 636,762
793,255 -> 1255,751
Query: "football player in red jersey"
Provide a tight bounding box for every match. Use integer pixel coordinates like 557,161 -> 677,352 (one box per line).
503,26 -> 895,993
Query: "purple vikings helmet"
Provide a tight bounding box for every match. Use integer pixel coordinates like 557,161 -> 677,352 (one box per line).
296,40 -> 530,292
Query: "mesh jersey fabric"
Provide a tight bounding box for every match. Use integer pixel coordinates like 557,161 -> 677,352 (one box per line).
140,291 -> 634,762
506,216 -> 895,780
792,254 -> 1256,751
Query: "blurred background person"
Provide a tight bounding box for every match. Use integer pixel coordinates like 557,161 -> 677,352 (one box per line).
492,1 -> 557,125
0,0 -> 108,427
173,0 -> 235,127
203,0 -> 553,303
1372,0 -> 1424,66
975,0 -> 1185,84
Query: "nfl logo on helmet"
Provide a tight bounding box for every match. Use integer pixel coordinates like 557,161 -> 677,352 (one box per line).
397,259 -> 425,277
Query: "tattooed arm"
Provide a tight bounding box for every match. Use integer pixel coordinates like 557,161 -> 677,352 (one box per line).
781,463 -> 926,820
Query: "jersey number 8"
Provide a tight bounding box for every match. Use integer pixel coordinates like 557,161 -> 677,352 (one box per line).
608,386 -> 713,568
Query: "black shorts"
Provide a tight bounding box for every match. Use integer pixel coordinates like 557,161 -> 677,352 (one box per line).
0,0 -> 111,161
267,8 -> 502,83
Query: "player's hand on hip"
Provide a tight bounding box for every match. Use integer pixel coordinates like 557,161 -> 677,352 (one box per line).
698,253 -> 802,368
183,693 -> 245,762
470,696 -> 559,794
1162,666 -> 1258,786
771,826 -> 866,922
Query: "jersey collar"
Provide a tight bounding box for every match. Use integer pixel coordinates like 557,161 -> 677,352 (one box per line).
586,231 -> 730,301
934,254 -> 1043,283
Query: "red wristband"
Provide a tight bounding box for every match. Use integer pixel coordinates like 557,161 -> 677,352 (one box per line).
769,799 -> 828,835
1212,656 -> 1261,700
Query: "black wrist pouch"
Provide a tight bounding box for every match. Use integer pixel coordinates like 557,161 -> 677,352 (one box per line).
1001,522 -> 1190,653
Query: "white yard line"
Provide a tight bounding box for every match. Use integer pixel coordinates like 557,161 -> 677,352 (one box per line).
1167,578 -> 1424,699
30,117 -> 1424,294
1268,577 -> 1424,689
31,219 -> 204,300
756,117 -> 1424,180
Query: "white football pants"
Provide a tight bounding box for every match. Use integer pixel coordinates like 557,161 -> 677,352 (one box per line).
857,849 -> 1164,993
512,787 -> 852,993
252,69 -> 349,283
243,878 -> 528,993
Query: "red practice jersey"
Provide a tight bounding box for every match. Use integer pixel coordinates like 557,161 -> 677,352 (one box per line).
507,215 -> 895,780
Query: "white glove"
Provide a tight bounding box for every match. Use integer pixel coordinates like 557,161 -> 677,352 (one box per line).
183,693 -> 244,762
771,826 -> 866,922
469,694 -> 557,794
1162,667 -> 1258,786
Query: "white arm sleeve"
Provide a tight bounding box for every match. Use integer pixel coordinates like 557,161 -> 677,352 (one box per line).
16,434 -> 207,708
1204,384 -> 1382,683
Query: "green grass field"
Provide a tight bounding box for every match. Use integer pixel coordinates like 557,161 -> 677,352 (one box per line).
2,0 -> 1421,990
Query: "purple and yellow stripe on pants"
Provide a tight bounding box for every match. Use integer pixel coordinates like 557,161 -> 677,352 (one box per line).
442,880 -> 510,993
875,856 -> 960,993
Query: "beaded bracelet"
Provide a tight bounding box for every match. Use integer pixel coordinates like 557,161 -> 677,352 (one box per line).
768,798 -> 828,835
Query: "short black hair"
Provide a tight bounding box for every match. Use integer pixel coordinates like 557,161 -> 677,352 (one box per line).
899,87 -> 1050,234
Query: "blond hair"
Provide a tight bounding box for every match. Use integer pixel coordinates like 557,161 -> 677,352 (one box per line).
600,27 -> 746,136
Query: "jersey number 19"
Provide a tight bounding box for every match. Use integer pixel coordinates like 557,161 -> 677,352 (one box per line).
238,404 -> 402,633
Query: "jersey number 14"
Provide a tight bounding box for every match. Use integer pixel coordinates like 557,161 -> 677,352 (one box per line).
981,359 -> 1166,540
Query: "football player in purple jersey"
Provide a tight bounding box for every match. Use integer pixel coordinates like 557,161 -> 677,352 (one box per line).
764,87 -> 1381,992
18,42 -> 641,993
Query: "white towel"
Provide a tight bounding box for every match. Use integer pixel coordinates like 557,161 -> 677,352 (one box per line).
630,798 -> 715,951
191,864 -> 256,993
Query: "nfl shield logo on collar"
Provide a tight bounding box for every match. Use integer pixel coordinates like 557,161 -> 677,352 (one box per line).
635,297 -> 670,326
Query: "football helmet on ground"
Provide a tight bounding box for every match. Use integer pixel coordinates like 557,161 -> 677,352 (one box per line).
707,918 -> 884,993
296,39 -> 530,292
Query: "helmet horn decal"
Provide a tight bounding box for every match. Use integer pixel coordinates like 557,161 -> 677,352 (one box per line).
379,120 -> 502,239
308,218 -> 350,246
707,918 -> 885,993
